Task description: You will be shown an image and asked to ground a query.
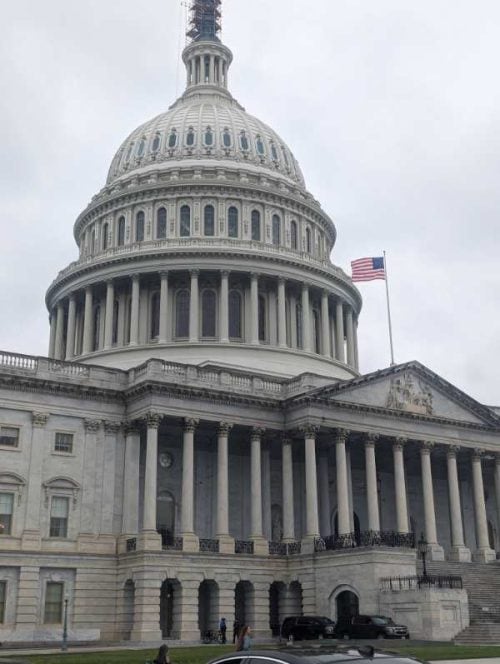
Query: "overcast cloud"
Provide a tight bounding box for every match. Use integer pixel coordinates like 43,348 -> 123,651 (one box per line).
1,0 -> 498,404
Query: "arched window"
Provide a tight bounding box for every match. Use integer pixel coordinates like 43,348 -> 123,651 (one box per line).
306,227 -> 312,253
125,143 -> 134,162
137,138 -> 146,158
256,136 -> 265,156
157,207 -> 167,239
251,210 -> 261,241
136,211 -> 145,242
228,207 -> 239,238
296,303 -> 303,349
282,146 -> 290,167
229,291 -> 242,339
271,143 -> 278,161
186,127 -> 195,147
204,205 -> 215,236
313,309 -> 321,354
168,130 -> 177,148
180,205 -> 191,237
272,215 -> 281,246
290,220 -> 298,250
150,292 -> 160,339
258,296 -> 267,342
152,133 -> 161,153
204,127 -> 214,146
93,304 -> 101,351
117,216 -> 126,246
90,227 -> 96,253
202,290 -> 216,338
222,129 -> 232,148
102,223 -> 109,250
175,290 -> 190,338
240,131 -> 249,151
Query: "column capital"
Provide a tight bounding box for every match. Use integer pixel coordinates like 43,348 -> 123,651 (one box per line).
420,441 -> 435,454
300,424 -> 320,439
278,276 -> 286,286
366,432 -> 380,444
301,281 -> 311,291
250,271 -> 259,281
251,427 -> 265,441
447,445 -> 461,458
131,274 -> 140,283
221,270 -> 230,278
105,278 -> 114,287
123,420 -> 141,436
103,420 -> 121,434
159,270 -> 169,279
393,436 -> 407,450
281,434 -> 293,446
190,269 -> 200,277
32,412 -> 49,428
145,412 -> 162,429
68,292 -> 76,303
217,422 -> 233,436
472,448 -> 485,461
335,428 -> 350,444
84,419 -> 101,433
184,418 -> 199,433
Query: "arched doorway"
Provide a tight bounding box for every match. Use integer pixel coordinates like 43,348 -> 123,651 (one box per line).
157,490 -> 175,547
336,590 -> 359,621
122,579 -> 135,640
269,581 -> 287,636
160,579 -> 179,638
198,580 -> 219,636
235,581 -> 254,626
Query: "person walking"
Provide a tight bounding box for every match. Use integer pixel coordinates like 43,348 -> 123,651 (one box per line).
219,617 -> 227,644
232,618 -> 241,644
236,625 -> 253,651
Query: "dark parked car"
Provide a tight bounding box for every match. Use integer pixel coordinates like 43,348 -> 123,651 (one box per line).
281,616 -> 336,640
335,615 -> 410,640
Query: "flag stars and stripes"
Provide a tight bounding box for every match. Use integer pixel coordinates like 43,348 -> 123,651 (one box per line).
351,257 -> 386,282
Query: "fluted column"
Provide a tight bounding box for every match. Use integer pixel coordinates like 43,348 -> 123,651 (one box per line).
140,413 -> 161,550
321,291 -> 331,357
219,271 -> 229,343
121,422 -> 140,538
82,286 -> 94,354
21,412 -> 49,549
159,272 -> 169,344
104,280 -> 115,350
282,437 -> 295,542
302,426 -> 320,541
181,418 -> 199,551
447,446 -> 471,561
365,434 -> 380,532
189,270 -> 199,342
65,295 -> 76,360
250,428 -> 265,545
250,273 -> 259,344
129,275 -> 140,346
48,310 -> 57,358
472,450 -> 496,561
301,283 -> 312,352
420,442 -> 444,560
393,438 -> 409,533
54,302 -> 65,360
335,429 -> 351,537
277,278 -> 287,348
335,301 -> 345,363
216,422 -> 234,551
346,307 -> 355,367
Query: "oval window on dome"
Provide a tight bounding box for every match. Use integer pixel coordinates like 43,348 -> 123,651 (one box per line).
186,128 -> 196,147
151,133 -> 161,153
222,129 -> 232,148
240,132 -> 249,151
204,127 -> 214,146
168,130 -> 177,149
137,138 -> 146,158
256,136 -> 265,156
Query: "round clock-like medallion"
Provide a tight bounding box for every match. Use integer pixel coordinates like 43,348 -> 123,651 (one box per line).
159,452 -> 173,469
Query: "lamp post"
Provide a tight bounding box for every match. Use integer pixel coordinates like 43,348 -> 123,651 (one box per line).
417,532 -> 428,581
61,595 -> 69,652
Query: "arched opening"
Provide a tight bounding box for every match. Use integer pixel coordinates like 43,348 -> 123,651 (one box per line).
235,581 -> 254,627
284,581 -> 303,617
102,223 -> 109,250
306,227 -> 312,253
202,290 -> 217,338
229,290 -> 242,339
157,207 -> 167,239
122,579 -> 135,640
160,579 -> 181,639
204,205 -> 215,236
117,216 -> 126,246
180,205 -> 191,237
269,581 -> 287,637
198,580 -> 219,637
157,490 -> 175,547
228,207 -> 239,238
336,590 -> 359,621
175,290 -> 190,338
251,210 -> 261,241
272,214 -> 281,246
135,211 -> 145,242
290,220 -> 298,250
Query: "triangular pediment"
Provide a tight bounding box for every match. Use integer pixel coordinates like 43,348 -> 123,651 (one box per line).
311,362 -> 499,427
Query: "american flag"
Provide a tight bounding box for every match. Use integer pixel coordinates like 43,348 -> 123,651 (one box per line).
351,256 -> 386,282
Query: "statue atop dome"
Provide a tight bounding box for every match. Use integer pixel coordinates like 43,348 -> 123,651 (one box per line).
187,0 -> 222,42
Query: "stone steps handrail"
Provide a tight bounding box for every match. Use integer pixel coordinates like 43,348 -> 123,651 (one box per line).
380,575 -> 463,591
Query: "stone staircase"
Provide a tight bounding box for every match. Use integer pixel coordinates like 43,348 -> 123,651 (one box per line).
423,560 -> 500,643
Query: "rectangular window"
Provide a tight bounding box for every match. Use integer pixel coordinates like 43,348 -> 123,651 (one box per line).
54,432 -> 74,454
0,581 -> 5,623
44,582 -> 64,624
0,426 -> 19,447
49,496 -> 69,538
0,493 -> 14,535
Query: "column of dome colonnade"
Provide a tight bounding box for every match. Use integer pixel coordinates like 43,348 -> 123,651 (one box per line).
115,417 -> 499,561
46,269 -> 360,370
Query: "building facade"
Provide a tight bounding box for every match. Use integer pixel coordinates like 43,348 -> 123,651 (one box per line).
1,0 -> 499,645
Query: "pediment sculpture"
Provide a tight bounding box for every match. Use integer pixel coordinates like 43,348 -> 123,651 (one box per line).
386,372 -> 433,416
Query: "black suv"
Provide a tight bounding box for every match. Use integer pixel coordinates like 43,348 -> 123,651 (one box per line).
281,616 -> 336,640
335,615 -> 409,640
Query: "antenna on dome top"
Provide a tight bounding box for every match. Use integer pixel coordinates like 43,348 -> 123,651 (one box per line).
187,0 -> 222,42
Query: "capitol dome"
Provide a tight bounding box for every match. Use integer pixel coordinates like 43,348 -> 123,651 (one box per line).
45,12 -> 362,379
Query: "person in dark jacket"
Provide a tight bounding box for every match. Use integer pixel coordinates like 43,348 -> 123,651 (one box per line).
154,644 -> 171,664
219,617 -> 227,644
232,619 -> 241,644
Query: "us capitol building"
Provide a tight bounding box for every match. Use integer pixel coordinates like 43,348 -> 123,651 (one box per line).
1,0 -> 500,646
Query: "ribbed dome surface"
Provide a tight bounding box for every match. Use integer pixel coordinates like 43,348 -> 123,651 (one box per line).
106,94 -> 306,188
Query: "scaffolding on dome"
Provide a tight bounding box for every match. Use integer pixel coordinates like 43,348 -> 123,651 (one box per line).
187,0 -> 222,42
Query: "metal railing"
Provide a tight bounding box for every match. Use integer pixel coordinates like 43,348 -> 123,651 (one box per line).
380,575 -> 463,591
315,530 -> 416,552
268,541 -> 302,556
235,540 -> 254,554
199,538 -> 220,553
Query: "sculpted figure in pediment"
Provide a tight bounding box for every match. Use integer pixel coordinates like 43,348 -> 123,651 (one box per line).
386,372 -> 433,415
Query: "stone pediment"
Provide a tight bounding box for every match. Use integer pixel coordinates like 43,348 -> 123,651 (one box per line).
312,362 -> 499,427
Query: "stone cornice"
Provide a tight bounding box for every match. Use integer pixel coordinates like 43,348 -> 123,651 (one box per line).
0,374 -> 124,405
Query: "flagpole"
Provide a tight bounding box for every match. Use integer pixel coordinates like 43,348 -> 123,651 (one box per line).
383,250 -> 396,366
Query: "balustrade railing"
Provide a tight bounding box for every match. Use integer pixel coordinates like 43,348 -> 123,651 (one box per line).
268,541 -> 302,556
162,537 -> 184,551
235,540 -> 254,554
315,530 -> 416,552
0,351 -> 38,371
380,575 -> 463,591
199,538 -> 220,553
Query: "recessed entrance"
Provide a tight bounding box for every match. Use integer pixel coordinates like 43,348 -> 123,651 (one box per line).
336,590 -> 359,621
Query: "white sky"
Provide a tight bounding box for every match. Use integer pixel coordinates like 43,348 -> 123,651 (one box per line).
1,0 -> 499,404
